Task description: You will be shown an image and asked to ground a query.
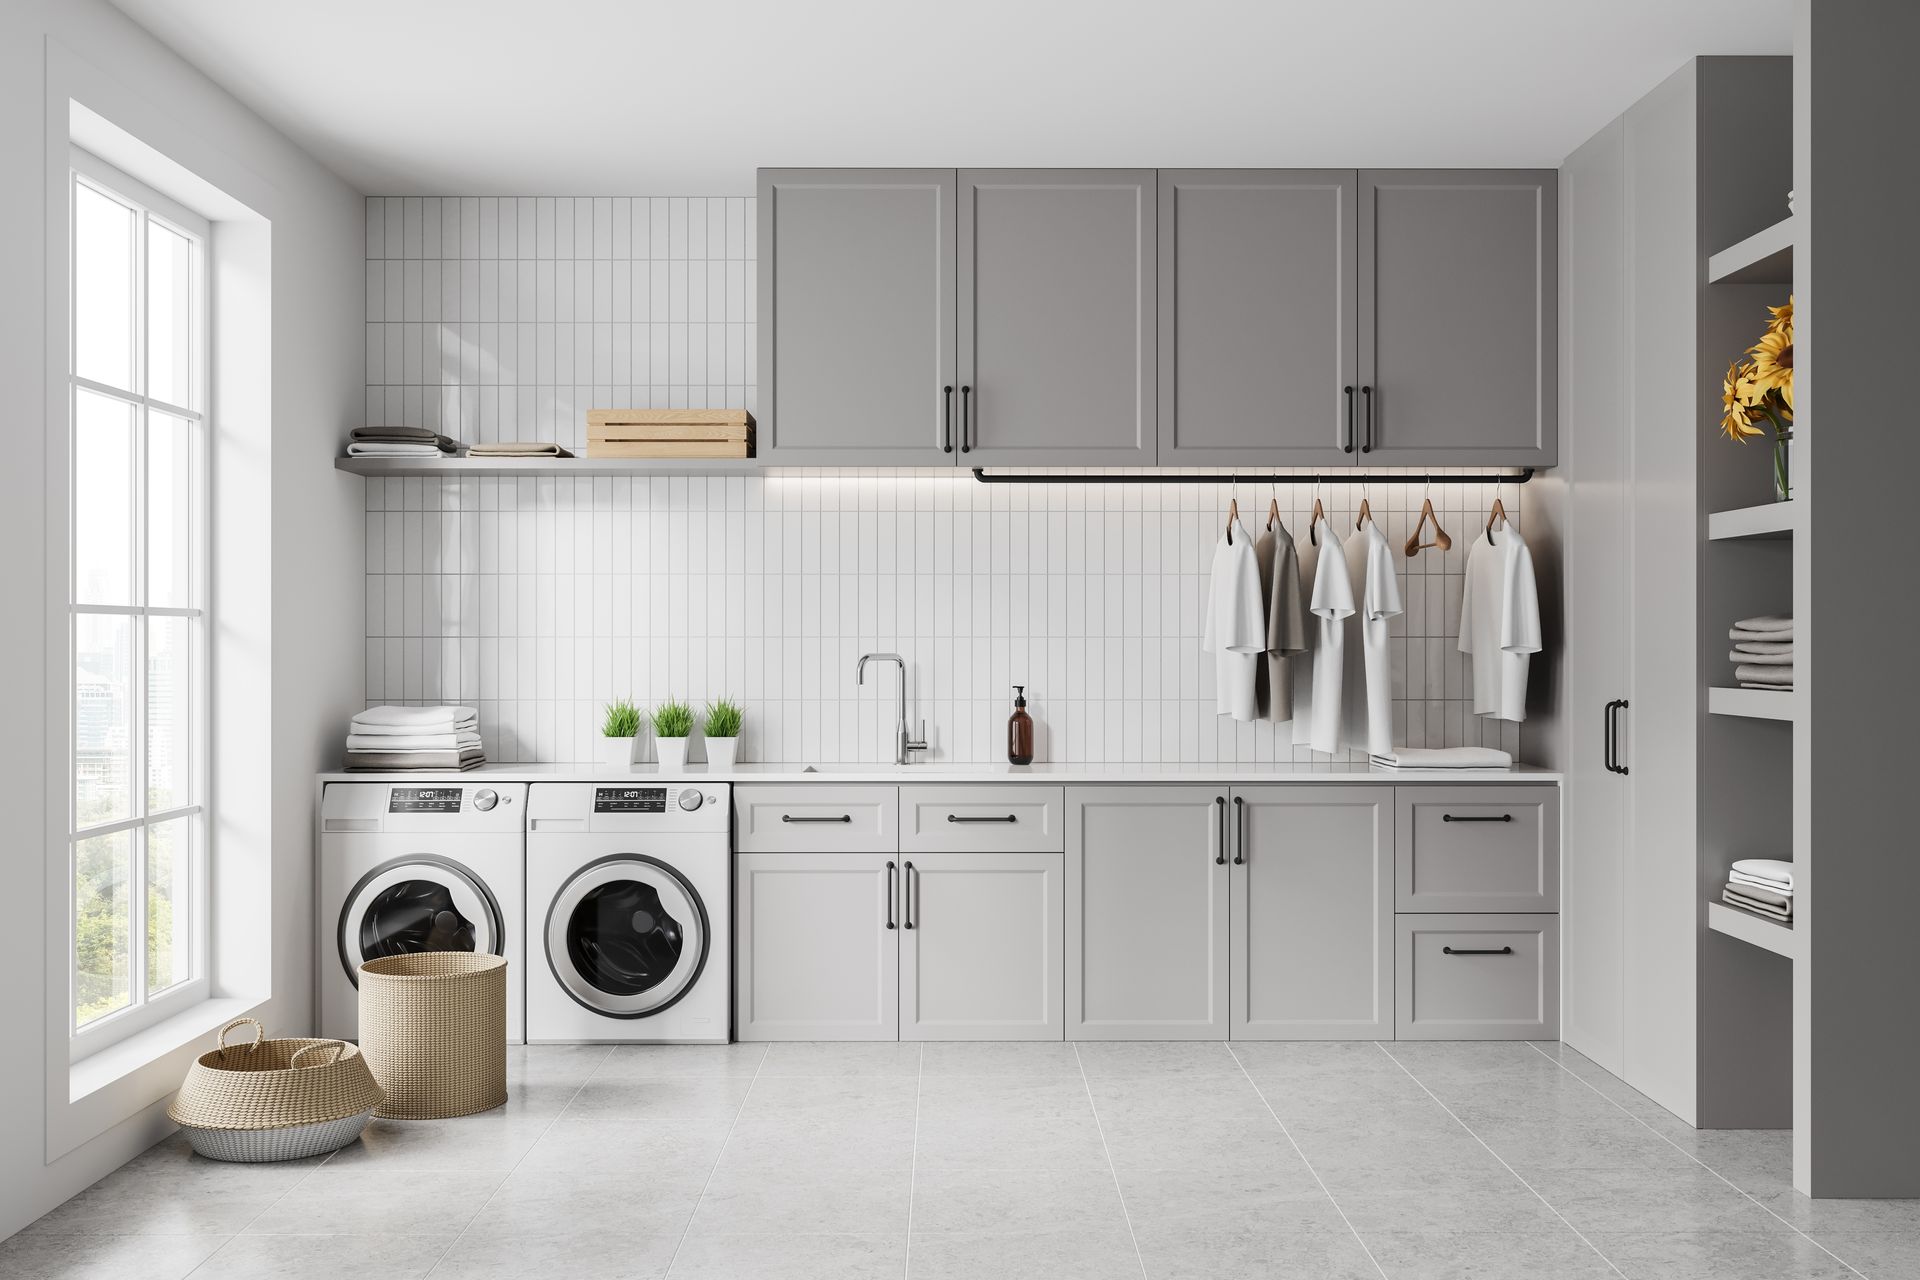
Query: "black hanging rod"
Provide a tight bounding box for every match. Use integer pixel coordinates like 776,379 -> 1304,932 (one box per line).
970,467 -> 1535,486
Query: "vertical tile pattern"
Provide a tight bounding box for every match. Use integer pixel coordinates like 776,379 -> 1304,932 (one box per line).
364,196 -> 1528,765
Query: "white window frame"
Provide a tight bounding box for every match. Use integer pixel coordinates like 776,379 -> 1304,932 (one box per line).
67,147 -> 213,1062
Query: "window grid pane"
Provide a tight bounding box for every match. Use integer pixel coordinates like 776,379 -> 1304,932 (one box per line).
74,829 -> 133,1026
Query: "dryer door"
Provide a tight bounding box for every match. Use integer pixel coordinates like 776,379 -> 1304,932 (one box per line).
339,854 -> 505,986
545,854 -> 710,1018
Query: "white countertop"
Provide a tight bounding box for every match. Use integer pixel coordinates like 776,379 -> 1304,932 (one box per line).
317,761 -> 1562,785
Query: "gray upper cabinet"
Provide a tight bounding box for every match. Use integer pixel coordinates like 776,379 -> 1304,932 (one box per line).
1357,170 -> 1558,466
1158,171 -> 1358,466
757,169 -> 957,465
958,170 -> 1157,466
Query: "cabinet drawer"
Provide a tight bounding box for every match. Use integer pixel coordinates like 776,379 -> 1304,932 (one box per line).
900,785 -> 1064,853
734,785 -> 898,853
1396,786 -> 1559,913
1396,914 -> 1559,1040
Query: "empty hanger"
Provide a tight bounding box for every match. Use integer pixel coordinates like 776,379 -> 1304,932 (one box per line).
1405,485 -> 1452,557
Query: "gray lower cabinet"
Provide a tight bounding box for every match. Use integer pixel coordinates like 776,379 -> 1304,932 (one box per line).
1157,170 -> 1359,466
1396,913 -> 1560,1040
900,853 -> 1064,1040
1231,786 -> 1395,1040
1357,169 -> 1558,466
734,853 -> 898,1041
757,169 -> 957,464
955,169 -> 1157,466
1066,787 -> 1228,1039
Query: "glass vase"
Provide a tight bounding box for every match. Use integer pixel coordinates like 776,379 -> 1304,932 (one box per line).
1772,431 -> 1793,503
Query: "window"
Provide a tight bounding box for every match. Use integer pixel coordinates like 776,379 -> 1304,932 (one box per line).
67,150 -> 210,1056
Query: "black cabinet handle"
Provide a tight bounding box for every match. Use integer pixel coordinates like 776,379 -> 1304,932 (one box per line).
948,814 -> 1017,824
886,861 -> 897,930
1214,796 -> 1227,866
1603,699 -> 1617,773
903,860 -> 916,929
1443,946 -> 1514,956
1442,814 -> 1513,823
1361,385 -> 1374,453
1605,700 -> 1630,775
782,814 -> 851,824
1343,385 -> 1355,454
942,385 -> 954,454
960,385 -> 972,453
1232,796 -> 1246,865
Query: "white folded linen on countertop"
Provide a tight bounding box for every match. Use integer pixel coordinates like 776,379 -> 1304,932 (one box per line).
345,732 -> 483,752
352,705 -> 479,729
1723,888 -> 1792,921
1368,747 -> 1514,770
1731,858 -> 1794,892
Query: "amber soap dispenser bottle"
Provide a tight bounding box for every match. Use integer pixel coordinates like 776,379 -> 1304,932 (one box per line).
1007,686 -> 1034,765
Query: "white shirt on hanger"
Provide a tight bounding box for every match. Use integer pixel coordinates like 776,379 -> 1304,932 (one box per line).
1291,525 -> 1355,754
1203,518 -> 1267,721
1338,517 -> 1404,756
1458,520 -> 1542,722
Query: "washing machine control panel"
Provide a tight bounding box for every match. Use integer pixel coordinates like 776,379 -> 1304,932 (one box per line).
595,786 -> 667,813
389,787 -> 465,814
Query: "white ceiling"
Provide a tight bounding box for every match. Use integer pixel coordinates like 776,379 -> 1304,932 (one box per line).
110,0 -> 1793,195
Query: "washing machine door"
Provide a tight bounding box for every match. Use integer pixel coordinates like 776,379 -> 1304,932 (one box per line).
339,854 -> 505,986
545,854 -> 709,1018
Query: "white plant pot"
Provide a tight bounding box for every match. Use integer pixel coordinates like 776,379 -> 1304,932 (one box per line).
705,736 -> 739,771
655,737 -> 689,773
598,735 -> 635,771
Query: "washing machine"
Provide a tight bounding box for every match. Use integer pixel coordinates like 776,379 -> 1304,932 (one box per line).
318,781 -> 526,1043
526,782 -> 729,1043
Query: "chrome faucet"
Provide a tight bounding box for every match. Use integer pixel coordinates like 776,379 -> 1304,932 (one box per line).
856,652 -> 928,765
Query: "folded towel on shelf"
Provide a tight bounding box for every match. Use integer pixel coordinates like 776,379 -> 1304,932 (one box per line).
1729,650 -> 1794,666
1725,878 -> 1791,909
1741,683 -> 1795,691
1733,641 -> 1793,656
1732,615 -> 1794,634
345,731 -> 483,753
1723,888 -> 1792,922
467,441 -> 572,458
1368,747 -> 1514,770
1731,858 -> 1794,891
1734,665 -> 1794,686
346,441 -> 446,457
352,705 -> 480,729
344,748 -> 485,771
351,426 -> 440,442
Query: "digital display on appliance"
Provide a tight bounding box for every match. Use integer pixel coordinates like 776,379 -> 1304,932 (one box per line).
389,787 -> 463,813
595,787 -> 666,813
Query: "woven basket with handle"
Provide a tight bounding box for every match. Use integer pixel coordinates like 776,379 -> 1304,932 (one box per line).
167,1018 -> 384,1162
358,952 -> 507,1119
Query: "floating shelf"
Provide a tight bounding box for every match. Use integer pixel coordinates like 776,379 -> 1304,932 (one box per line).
1708,216 -> 1795,285
336,456 -> 763,478
1708,501 -> 1798,541
1709,687 -> 1795,721
1708,901 -> 1800,960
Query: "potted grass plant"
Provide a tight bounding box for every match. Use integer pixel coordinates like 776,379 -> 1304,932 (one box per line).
600,698 -> 640,770
703,699 -> 744,770
650,699 -> 694,773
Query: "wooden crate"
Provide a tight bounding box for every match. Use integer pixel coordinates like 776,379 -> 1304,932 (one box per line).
586,409 -> 755,459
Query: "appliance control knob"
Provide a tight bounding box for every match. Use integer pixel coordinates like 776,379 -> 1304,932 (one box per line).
471,788 -> 498,811
678,789 -> 704,811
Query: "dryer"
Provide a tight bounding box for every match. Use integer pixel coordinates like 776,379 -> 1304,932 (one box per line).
526,782 -> 729,1043
318,781 -> 526,1042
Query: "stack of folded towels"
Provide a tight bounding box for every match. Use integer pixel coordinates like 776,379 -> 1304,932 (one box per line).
1730,614 -> 1793,691
1369,747 -> 1514,771
346,426 -> 462,458
346,705 -> 484,771
1723,857 -> 1793,923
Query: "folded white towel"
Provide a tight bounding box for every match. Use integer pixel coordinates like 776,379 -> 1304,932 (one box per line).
345,441 -> 447,457
1368,747 -> 1514,770
349,718 -> 479,739
1723,888 -> 1792,922
346,732 -> 483,752
1729,650 -> 1794,666
1731,858 -> 1793,892
1732,615 -> 1794,634
1726,877 -> 1791,908
1734,641 -> 1793,656
353,705 -> 480,729
1734,665 -> 1794,686
467,441 -> 572,458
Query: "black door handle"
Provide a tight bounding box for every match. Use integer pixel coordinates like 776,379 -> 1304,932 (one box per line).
886,861 -> 897,930
1343,385 -> 1355,454
1605,700 -> 1630,775
1603,699 -> 1617,773
782,814 -> 852,823
1443,946 -> 1514,956
1232,796 -> 1246,865
903,861 -> 916,929
1361,385 -> 1374,453
948,814 -> 1017,824
942,385 -> 954,454
1441,814 -> 1513,823
960,385 -> 972,453
1214,796 -> 1227,865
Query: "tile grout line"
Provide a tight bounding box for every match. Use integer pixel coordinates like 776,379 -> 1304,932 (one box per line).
1225,1044 -> 1391,1280
660,1042 -> 771,1278
421,1043 -> 614,1278
1522,1042 -> 1870,1280
1070,1043 -> 1150,1280
1372,1043 -> 1629,1278
902,1043 -> 924,1280
177,1131 -> 346,1276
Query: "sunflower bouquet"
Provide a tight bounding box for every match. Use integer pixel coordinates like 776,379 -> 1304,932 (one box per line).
1720,297 -> 1794,499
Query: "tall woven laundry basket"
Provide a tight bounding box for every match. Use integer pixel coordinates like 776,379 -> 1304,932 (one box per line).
357,952 -> 507,1119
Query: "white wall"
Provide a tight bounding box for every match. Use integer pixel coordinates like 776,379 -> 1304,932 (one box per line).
0,0 -> 363,1237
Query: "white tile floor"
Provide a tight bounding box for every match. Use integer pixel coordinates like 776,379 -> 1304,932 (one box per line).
9,1040 -> 1917,1279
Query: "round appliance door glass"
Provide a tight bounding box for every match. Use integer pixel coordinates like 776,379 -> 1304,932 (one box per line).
546,854 -> 709,1018
339,855 -> 504,986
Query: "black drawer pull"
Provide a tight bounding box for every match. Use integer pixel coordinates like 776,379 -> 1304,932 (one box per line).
886,861 -> 897,930
1443,945 -> 1514,956
1441,814 -> 1513,823
782,814 -> 851,824
948,814 -> 1016,824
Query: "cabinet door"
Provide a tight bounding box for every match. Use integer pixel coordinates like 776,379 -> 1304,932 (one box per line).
1158,170 -> 1358,466
735,853 -> 899,1041
900,853 -> 1063,1041
1230,786 -> 1394,1040
1066,786 -> 1227,1039
1357,170 -> 1557,465
757,169 -> 957,464
958,170 -> 1156,465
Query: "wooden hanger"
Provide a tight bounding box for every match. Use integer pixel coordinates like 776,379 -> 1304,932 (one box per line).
1405,498 -> 1453,557
1225,496 -> 1239,543
1266,497 -> 1281,532
1355,496 -> 1373,531
1309,496 -> 1326,545
1485,495 -> 1508,545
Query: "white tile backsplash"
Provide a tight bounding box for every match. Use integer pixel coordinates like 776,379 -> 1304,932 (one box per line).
363,195 -> 1529,765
